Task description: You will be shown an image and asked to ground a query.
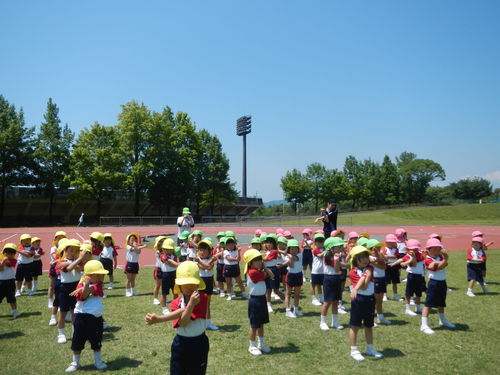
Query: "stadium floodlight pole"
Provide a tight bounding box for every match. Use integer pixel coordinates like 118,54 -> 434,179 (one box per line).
236,115 -> 252,198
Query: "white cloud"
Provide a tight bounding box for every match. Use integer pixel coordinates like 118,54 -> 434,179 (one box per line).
485,171 -> 500,182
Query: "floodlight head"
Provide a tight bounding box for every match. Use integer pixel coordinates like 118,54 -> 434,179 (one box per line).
236,115 -> 252,136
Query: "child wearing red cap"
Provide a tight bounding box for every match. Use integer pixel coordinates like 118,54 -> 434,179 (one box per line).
420,238 -> 455,335
466,237 -> 489,297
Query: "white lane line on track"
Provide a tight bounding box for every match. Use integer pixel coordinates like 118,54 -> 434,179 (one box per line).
1,233 -> 18,242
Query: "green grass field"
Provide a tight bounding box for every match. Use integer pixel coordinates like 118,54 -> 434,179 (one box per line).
2,250 -> 499,375
264,203 -> 500,226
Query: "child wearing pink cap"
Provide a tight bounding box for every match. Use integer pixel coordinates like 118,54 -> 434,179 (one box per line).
383,234 -> 403,301
301,229 -> 314,283
471,231 -> 494,285
420,238 -> 455,335
466,237 -> 489,297
346,232 -> 359,254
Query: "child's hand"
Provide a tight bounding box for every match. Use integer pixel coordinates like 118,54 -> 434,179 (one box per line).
189,291 -> 200,307
350,289 -> 358,300
145,313 -> 160,325
70,287 -> 84,297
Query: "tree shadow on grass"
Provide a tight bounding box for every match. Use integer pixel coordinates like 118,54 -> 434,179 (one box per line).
217,324 -> 241,332
271,343 -> 300,354
0,331 -> 24,339
381,348 -> 405,358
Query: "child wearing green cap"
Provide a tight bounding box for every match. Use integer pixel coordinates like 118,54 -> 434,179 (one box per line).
214,236 -> 226,297
280,240 -> 304,318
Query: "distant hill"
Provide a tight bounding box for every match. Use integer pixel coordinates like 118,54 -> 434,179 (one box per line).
264,200 -> 286,207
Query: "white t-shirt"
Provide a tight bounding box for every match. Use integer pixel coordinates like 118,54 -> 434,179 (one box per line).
287,253 -> 303,274
60,259 -> 83,283
370,256 -> 386,278
50,246 -> 57,264
311,248 -> 324,275
383,247 -> 399,264
177,216 -> 194,237
74,284 -> 104,317
100,246 -> 115,260
17,246 -> 34,264
223,250 -> 239,265
126,245 -> 140,263
160,254 -> 178,272
198,258 -> 214,277
425,256 -> 446,281
0,260 -> 16,280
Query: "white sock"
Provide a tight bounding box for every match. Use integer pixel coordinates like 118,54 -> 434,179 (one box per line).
207,319 -> 211,325
438,313 -> 446,323
258,336 -> 264,345
467,288 -> 472,292
351,346 -> 358,352
51,314 -> 57,320
320,315 -> 327,323
94,352 -> 102,362
294,306 -> 299,313
249,340 -> 257,348
73,354 -> 80,364
12,309 -> 18,314
416,304 -> 421,310
126,288 -> 130,294
267,302 -> 272,307
58,328 -> 65,335
33,280 -> 38,288
286,308 -> 291,312
422,317 -> 429,327
332,314 -> 338,326
366,344 -> 374,351
377,313 -> 384,320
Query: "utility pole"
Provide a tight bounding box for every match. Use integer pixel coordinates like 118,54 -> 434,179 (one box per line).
236,115 -> 252,198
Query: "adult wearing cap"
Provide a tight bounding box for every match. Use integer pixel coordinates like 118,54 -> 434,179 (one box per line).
177,207 -> 195,238
315,199 -> 338,238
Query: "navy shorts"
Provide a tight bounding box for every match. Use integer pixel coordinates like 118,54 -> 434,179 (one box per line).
265,266 -> 280,290
161,271 -> 176,296
340,268 -> 348,282
323,274 -> 342,302
374,277 -> 387,294
53,278 -> 61,307
223,264 -> 240,278
467,263 -> 484,283
216,263 -> 225,283
350,294 -> 375,328
201,276 -> 214,295
170,333 -> 209,375
32,260 -> 43,276
248,295 -> 269,328
406,273 -> 426,297
58,281 -> 79,312
425,279 -> 447,308
0,279 -> 16,304
15,263 -> 33,282
71,313 -> 103,351
479,262 -> 486,271
286,272 -> 303,287
385,264 -> 400,284
302,249 -> 313,268
125,262 -> 139,274
311,273 -> 324,286
99,258 -> 114,276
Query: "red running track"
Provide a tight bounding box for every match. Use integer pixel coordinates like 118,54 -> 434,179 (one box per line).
1,225 -> 498,271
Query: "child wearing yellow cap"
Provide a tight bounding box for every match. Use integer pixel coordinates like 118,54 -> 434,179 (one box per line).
194,239 -> 218,330
15,234 -> 34,297
145,261 -> 210,374
0,243 -> 21,318
30,237 -> 44,293
100,233 -> 117,290
48,231 -> 67,309
124,233 -> 146,297
65,260 -> 109,372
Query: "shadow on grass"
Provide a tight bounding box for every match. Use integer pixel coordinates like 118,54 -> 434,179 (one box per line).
381,348 -> 405,358
384,319 -> 409,326
300,312 -> 319,317
436,323 -> 469,332
217,324 -> 241,332
476,292 -> 499,296
104,325 -> 122,333
79,357 -> 142,371
271,343 -> 300,354
0,331 -> 24,339
19,311 -> 42,318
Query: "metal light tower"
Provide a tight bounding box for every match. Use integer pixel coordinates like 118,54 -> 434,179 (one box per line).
236,115 -> 252,198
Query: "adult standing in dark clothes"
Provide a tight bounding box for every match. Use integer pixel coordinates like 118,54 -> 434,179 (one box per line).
315,199 -> 338,237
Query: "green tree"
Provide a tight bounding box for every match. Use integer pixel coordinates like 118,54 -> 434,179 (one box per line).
343,155 -> 365,209
450,177 -> 493,200
400,158 -> 446,204
117,101 -> 153,215
319,169 -> 348,204
306,163 -> 327,212
68,123 -> 126,219
33,98 -> 74,223
281,169 -> 311,212
380,155 -> 400,205
0,95 -> 34,222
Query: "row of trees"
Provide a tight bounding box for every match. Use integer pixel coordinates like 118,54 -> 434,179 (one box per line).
280,153 -> 493,211
0,95 -> 237,222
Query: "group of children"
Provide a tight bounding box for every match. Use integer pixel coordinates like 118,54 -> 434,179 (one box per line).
0,226 -> 494,372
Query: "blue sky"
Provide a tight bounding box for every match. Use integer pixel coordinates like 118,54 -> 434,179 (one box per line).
1,1 -> 499,201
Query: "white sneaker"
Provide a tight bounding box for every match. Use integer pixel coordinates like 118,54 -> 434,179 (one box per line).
439,320 -> 456,329
405,309 -> 417,316
125,291 -> 132,297
107,285 -> 113,290
382,294 -> 388,302
294,309 -> 303,317
373,322 -> 379,328
65,362 -> 80,373
12,310 -> 20,319
15,290 -> 21,297
102,293 -> 107,298
94,360 -> 108,370
366,348 -> 384,359
303,276 -> 307,283
320,322 -> 330,331
285,310 -> 297,318
351,350 -> 365,362
162,307 -> 169,315
273,293 -> 281,300
393,294 -> 402,301
410,297 -> 415,305
57,334 -> 67,344
226,295 -> 232,301
378,317 -> 391,325
153,298 -> 161,305
241,292 -> 249,300
267,305 -> 274,313
258,343 -> 271,353
402,278 -> 407,283
231,293 -> 236,298
416,307 -> 423,314
338,307 -> 348,315
270,291 -> 277,299
248,346 -> 262,356
27,289 -> 34,296
207,323 -> 219,331
49,318 -> 57,326
421,326 -> 435,335
482,286 -> 489,294
466,290 -> 475,297
311,297 -> 322,306
331,323 -> 344,330
132,290 -> 138,296
219,292 -> 225,298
